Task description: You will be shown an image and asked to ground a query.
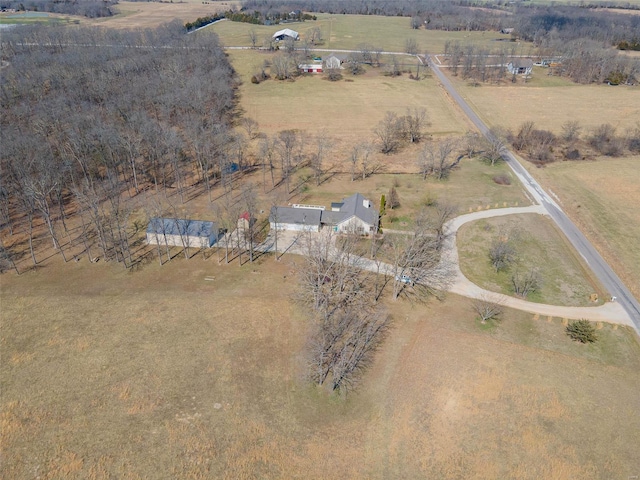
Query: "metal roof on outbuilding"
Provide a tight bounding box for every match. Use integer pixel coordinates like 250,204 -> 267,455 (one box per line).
273,28 -> 299,39
147,218 -> 216,237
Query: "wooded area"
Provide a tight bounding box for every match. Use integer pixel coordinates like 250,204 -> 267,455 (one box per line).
1,0 -> 117,18
0,23 -> 238,270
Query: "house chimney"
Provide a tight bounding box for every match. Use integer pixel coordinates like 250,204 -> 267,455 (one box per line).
363,199 -> 371,208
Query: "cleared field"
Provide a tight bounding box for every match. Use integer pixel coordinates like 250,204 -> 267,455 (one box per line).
2,257 -> 639,478
85,1 -> 237,29
209,13 -> 513,52
457,214 -> 604,306
228,50 -> 468,142
452,74 -> 640,134
529,156 -> 640,300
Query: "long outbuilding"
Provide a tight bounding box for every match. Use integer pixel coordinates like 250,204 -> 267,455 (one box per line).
146,218 -> 219,249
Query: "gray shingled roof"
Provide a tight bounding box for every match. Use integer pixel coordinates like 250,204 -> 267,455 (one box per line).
269,206 -> 322,226
509,58 -> 534,69
147,218 -> 216,237
269,194 -> 378,229
333,193 -> 378,226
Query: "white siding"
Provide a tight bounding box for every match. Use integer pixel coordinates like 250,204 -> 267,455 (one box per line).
270,222 -> 319,232
336,217 -> 374,235
146,232 -> 213,248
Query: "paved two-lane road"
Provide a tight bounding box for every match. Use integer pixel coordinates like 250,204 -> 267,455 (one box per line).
426,55 -> 640,334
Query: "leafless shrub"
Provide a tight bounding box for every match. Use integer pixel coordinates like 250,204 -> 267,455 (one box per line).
589,124 -> 623,156
492,174 -> 511,185
564,148 -> 581,160
561,120 -> 582,143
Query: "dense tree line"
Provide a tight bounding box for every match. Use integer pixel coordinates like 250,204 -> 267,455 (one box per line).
0,23 -> 238,270
242,0 -> 511,31
184,13 -> 225,32
1,0 -> 117,18
513,6 -> 640,47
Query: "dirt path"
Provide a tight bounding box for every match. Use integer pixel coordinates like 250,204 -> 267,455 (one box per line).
261,206 -> 633,327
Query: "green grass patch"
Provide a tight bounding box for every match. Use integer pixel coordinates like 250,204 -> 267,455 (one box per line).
209,13 -> 514,52
457,214 -> 602,306
295,159 -> 529,231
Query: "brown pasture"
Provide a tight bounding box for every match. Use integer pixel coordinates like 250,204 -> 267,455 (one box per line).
452,74 -> 640,134
2,255 -> 639,478
85,1 -> 239,29
228,50 -> 469,142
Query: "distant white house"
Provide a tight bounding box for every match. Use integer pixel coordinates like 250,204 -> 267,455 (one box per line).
507,59 -> 533,75
324,53 -> 345,70
269,193 -> 378,236
146,218 -> 219,249
272,28 -> 299,42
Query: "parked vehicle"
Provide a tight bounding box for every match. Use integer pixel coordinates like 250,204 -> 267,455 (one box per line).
395,274 -> 414,285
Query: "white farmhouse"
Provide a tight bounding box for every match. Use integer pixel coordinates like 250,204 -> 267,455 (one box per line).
506,59 -> 534,75
269,193 -> 378,236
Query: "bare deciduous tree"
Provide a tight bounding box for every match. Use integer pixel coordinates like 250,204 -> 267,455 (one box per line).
489,233 -> 517,273
389,210 -> 453,300
311,132 -> 330,186
299,230 -> 390,392
375,112 -> 403,154
405,38 -> 418,55
271,54 -> 296,80
249,29 -> 258,48
401,107 -> 428,144
483,129 -> 507,166
511,267 -> 541,298
472,294 -> 504,324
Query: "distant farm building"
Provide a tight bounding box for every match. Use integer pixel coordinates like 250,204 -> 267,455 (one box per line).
269,193 -> 378,235
299,63 -> 323,73
146,218 -> 219,249
507,59 -> 533,75
272,28 -> 299,42
324,53 -> 346,70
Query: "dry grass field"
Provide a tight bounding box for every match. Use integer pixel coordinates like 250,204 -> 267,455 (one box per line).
228,49 -> 468,141
457,214 -> 604,306
445,71 -> 640,300
528,156 -> 640,300
3,10 -> 640,479
209,13 -> 513,52
452,75 -> 640,134
85,1 -> 238,29
2,256 -> 639,478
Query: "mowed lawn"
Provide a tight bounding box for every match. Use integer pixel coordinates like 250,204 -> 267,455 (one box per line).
457,214 -> 604,306
530,156 -> 640,300
2,257 -> 639,478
